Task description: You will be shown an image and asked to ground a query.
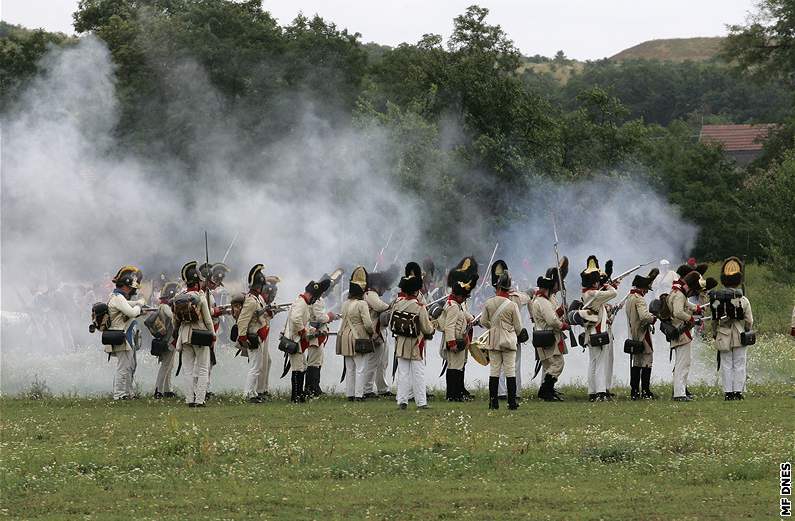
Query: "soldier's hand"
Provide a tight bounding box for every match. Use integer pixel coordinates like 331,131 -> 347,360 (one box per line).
238,335 -> 250,348
327,311 -> 339,322
446,340 -> 458,352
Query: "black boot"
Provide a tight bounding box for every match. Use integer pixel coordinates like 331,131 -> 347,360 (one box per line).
734,391 -> 744,400
630,366 -> 641,400
297,371 -> 306,402
450,370 -> 464,402
724,392 -> 734,401
314,367 -> 325,396
445,370 -> 454,401
304,367 -> 314,398
640,367 -> 655,399
488,376 -> 499,410
549,376 -> 563,401
461,366 -> 472,400
507,377 -> 519,410
457,370 -> 467,402
290,372 -> 299,403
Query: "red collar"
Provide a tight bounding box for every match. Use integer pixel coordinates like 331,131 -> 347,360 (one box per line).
496,290 -> 510,298
630,288 -> 647,296
300,293 -> 311,304
448,294 -> 465,304
187,284 -> 200,292
398,292 -> 418,301
534,289 -> 549,299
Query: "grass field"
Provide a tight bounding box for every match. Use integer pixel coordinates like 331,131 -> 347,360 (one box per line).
2,384 -> 793,521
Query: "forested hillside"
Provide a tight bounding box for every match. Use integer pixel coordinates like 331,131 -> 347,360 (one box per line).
1,1 -> 793,271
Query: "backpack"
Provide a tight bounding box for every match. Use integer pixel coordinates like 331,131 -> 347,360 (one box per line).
708,289 -> 745,321
649,293 -> 672,321
173,293 -> 200,323
90,302 -> 110,333
390,309 -> 420,338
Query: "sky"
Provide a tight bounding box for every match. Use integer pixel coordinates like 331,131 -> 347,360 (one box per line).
2,0 -> 756,60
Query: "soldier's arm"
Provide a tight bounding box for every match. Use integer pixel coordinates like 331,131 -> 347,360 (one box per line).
289,302 -> 307,336
199,297 -> 214,332
480,301 -> 492,329
590,287 -> 618,309
359,301 -> 375,335
236,297 -> 255,335
365,291 -> 390,313
444,304 -> 461,345
113,296 -> 142,319
511,302 -> 523,332
636,298 -> 655,326
539,299 -> 564,331
418,305 -> 434,335
671,293 -> 694,323
743,297 -> 753,330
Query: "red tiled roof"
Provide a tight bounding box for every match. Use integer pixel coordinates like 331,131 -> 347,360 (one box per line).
699,124 -> 775,151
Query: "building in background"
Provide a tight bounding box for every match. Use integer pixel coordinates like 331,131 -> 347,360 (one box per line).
699,124 -> 775,166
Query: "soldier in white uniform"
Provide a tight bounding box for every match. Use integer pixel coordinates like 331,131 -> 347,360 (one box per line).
305,270 -> 342,397
439,257 -> 478,401
236,265 -> 275,403
105,266 -> 146,400
393,262 -> 435,410
710,257 -> 754,400
668,270 -> 706,402
336,266 -> 375,401
363,266 -> 398,398
285,278 -> 332,403
531,260 -> 571,402
481,265 -> 527,410
625,269 -> 658,400
149,281 -> 179,398
198,262 -> 231,397
174,261 -> 215,407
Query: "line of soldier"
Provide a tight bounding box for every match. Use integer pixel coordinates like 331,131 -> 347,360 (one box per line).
94,253 -> 755,407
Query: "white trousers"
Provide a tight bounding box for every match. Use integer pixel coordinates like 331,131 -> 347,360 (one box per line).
344,354 -> 368,398
244,346 -> 264,398
720,347 -> 747,393
363,340 -> 390,394
587,344 -> 611,394
605,339 -> 614,390
258,349 -> 271,394
673,342 -> 692,398
112,350 -> 136,400
155,349 -> 175,393
397,358 -> 426,407
498,345 -> 522,395
182,345 -> 210,405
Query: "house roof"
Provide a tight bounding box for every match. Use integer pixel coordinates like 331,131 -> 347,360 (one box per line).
699,124 -> 775,151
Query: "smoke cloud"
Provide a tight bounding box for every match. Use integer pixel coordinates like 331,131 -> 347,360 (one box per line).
1,36 -> 711,395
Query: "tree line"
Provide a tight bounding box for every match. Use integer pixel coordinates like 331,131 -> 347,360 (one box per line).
1,1 -> 793,272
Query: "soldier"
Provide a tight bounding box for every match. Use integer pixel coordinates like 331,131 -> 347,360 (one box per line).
305,270 -> 342,398
236,265 -> 274,403
363,266 -> 398,398
491,260 -> 532,400
393,262 -> 435,410
151,281 -> 179,398
580,256 -> 619,402
531,260 -> 571,402
174,261 -> 215,407
481,263 -> 527,410
285,278 -> 333,403
199,262 -> 231,397
439,257 -> 478,402
653,259 -> 677,298
337,266 -> 375,401
625,269 -> 659,400
791,305 -> 795,337
106,266 -> 146,400
711,257 -> 754,401
668,270 -> 706,402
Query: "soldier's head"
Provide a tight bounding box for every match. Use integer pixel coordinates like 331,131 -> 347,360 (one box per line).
113,266 -> 142,296
720,257 -> 744,289
349,266 -> 368,299
580,256 -> 601,289
491,260 -> 511,291
181,261 -> 203,288
200,262 -> 230,290
160,281 -> 179,303
682,271 -> 705,297
398,262 -> 423,295
247,264 -> 267,294
305,279 -> 331,304
262,276 -> 279,304
631,268 -> 659,296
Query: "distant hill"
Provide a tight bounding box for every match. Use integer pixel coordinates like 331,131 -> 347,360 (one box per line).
610,37 -> 725,62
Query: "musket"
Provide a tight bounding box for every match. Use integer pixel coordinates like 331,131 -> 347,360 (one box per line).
372,231 -> 394,271
607,293 -> 631,322
203,232 -> 212,311
552,214 -> 578,347
221,231 -> 240,264
473,242 -> 499,300
391,237 -> 407,264
610,260 -> 658,285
